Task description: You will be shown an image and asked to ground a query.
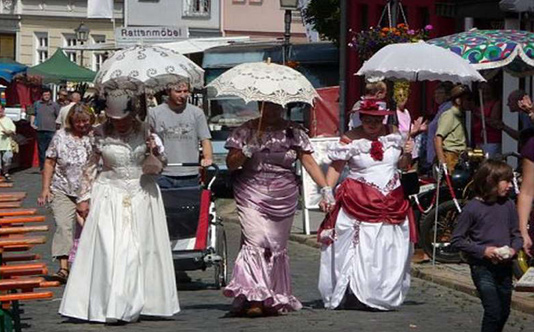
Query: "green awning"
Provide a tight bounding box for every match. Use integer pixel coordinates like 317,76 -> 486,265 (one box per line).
28,49 -> 96,83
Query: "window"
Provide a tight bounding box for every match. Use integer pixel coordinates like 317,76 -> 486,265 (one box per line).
63,34 -> 77,63
35,32 -> 48,65
92,35 -> 106,71
183,0 -> 210,17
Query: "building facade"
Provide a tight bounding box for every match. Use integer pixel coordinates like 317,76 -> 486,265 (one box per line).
0,0 -> 124,70
126,0 -> 221,37
222,0 -> 307,41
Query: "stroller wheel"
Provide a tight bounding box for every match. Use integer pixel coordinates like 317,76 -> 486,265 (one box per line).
214,226 -> 228,289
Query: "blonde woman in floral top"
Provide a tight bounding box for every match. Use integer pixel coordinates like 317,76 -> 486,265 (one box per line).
38,103 -> 95,283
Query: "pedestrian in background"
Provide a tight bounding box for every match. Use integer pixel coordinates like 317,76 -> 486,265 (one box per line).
434,84 -> 470,173
29,88 -> 60,171
0,104 -> 16,181
148,81 -> 213,189
37,103 -> 95,284
148,80 -> 213,283
56,91 -> 82,128
349,80 -> 387,130
425,82 -> 453,167
57,88 -> 70,107
317,99 -> 415,311
471,83 -> 502,157
224,101 -> 330,317
452,160 -> 523,332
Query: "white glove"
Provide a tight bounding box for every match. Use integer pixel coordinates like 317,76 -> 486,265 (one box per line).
321,186 -> 336,205
242,144 -> 260,158
318,228 -> 336,244
150,133 -> 165,155
242,135 -> 262,158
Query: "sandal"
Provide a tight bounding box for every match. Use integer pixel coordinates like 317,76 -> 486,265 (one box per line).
52,268 -> 69,284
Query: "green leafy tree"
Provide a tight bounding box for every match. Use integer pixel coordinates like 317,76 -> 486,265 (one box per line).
302,0 -> 340,45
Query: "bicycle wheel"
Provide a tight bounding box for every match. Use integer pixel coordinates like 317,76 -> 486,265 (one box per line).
420,200 -> 463,264
214,226 -> 228,289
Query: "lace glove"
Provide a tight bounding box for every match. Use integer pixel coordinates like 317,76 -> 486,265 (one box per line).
242,144 -> 260,158
242,135 -> 262,158
321,186 -> 336,205
151,133 -> 165,155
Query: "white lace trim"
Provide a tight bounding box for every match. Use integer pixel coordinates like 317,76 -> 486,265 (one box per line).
350,172 -> 400,195
328,132 -> 405,161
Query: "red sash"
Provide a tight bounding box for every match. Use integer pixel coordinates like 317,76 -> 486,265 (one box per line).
317,178 -> 418,244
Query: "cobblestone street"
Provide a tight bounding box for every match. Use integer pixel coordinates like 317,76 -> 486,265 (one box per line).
8,169 -> 534,332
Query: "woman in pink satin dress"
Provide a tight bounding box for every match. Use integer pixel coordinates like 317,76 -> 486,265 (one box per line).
224,102 -> 331,317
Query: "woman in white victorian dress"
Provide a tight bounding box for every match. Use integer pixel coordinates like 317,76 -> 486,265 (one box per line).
59,94 -> 180,323
318,99 -> 417,311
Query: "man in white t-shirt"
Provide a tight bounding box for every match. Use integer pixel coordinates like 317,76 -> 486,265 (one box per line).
56,91 -> 82,129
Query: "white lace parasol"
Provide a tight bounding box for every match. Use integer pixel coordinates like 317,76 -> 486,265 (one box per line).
94,45 -> 204,95
206,62 -> 319,107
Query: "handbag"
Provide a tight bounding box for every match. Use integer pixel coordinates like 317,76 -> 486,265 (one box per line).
400,170 -> 420,198
142,130 -> 163,175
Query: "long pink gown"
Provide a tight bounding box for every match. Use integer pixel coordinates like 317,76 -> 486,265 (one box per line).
223,120 -> 313,312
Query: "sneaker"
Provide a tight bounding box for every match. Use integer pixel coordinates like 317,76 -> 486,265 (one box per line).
4,174 -> 11,182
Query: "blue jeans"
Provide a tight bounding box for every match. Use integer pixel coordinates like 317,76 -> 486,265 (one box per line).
470,263 -> 513,332
37,131 -> 55,171
157,174 -> 200,189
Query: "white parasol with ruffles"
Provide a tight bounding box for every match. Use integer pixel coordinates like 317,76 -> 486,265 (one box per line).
206,61 -> 319,107
94,44 -> 204,95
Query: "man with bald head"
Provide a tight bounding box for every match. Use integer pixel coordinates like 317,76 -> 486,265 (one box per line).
56,91 -> 82,129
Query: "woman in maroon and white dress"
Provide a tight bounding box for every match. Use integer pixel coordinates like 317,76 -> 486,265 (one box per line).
318,99 -> 417,311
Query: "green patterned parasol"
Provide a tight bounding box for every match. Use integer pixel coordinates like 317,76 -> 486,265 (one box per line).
428,29 -> 534,76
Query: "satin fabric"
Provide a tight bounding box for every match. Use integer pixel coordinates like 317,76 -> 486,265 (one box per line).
318,178 -> 417,244
319,208 -> 412,310
224,121 -> 312,312
318,131 -> 412,311
59,130 -> 180,323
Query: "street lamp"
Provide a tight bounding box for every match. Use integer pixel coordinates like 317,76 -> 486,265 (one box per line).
280,0 -> 299,64
74,22 -> 90,67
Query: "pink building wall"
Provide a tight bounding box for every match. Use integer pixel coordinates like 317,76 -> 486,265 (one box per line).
223,0 -> 307,40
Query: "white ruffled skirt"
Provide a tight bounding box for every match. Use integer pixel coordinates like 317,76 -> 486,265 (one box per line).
318,207 -> 412,310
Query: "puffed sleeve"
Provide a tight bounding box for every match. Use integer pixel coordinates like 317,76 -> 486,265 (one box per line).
328,141 -> 356,161
291,127 -> 314,153
225,123 -> 251,150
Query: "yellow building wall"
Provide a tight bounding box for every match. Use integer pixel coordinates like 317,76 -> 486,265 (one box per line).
19,17 -> 117,68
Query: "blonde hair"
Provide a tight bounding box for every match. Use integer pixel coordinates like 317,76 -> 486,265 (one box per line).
393,81 -> 410,104
64,103 -> 96,131
365,81 -> 387,96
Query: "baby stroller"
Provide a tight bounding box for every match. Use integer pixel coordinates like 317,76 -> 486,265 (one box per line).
161,163 -> 228,289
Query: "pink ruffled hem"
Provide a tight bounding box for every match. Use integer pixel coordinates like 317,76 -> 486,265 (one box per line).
223,245 -> 302,312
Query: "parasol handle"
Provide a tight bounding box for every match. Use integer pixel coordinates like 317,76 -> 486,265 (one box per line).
478,88 -> 488,145
257,101 -> 266,137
